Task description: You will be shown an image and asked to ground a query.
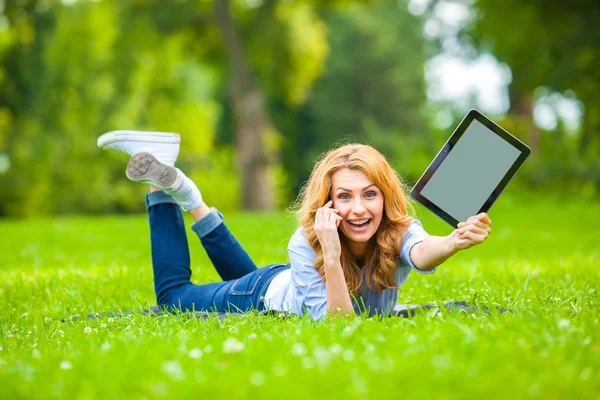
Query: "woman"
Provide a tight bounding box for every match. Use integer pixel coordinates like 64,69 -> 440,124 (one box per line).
98,131 -> 491,320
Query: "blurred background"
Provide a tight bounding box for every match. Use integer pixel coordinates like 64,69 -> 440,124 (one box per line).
0,0 -> 598,217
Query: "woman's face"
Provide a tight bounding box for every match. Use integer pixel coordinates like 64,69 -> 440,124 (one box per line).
331,168 -> 384,254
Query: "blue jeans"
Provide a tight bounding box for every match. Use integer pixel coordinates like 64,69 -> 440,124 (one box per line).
146,191 -> 289,313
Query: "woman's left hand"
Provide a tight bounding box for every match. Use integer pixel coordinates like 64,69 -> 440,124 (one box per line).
452,213 -> 492,251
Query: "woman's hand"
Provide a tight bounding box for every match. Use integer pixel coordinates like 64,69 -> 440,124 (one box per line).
452,212 -> 492,251
314,200 -> 343,264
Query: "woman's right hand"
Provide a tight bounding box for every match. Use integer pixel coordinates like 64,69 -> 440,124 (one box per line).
314,200 -> 343,263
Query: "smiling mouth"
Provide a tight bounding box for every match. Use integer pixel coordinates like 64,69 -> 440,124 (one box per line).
346,219 -> 371,230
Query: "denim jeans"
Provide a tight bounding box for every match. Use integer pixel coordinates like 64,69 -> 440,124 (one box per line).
146,191 -> 290,313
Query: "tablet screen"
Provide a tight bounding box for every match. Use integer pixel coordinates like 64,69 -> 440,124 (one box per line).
419,119 -> 521,223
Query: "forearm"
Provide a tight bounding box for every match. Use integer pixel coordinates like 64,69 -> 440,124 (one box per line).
323,257 -> 355,316
409,234 -> 458,271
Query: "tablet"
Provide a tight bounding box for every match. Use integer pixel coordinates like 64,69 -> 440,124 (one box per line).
410,109 -> 531,227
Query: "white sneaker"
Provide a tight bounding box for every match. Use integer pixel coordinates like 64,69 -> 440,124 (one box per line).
98,130 -> 180,167
126,152 -> 203,210
126,152 -> 183,190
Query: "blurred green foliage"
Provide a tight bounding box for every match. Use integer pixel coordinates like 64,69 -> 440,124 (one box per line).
463,0 -> 600,198
0,0 -> 598,217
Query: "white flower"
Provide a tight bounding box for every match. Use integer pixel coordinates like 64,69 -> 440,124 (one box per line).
579,367 -> 592,381
558,319 -> 570,328
100,324 -> 107,329
101,342 -> 111,352
83,327 -> 92,335
342,349 -> 355,361
32,349 -> 41,359
107,318 -> 114,324
272,362 -> 287,376
301,356 -> 314,369
188,348 -> 203,359
59,360 -> 72,370
329,344 -> 342,354
248,333 -> 257,340
161,360 -> 185,381
250,372 -> 266,386
291,343 -> 306,356
223,338 -> 245,354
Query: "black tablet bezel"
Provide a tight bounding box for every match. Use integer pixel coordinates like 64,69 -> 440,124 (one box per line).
410,109 -> 531,228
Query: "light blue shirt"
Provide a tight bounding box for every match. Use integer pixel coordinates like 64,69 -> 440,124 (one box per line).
286,219 -> 436,320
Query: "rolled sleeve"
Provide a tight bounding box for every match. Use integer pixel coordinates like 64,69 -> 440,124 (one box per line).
288,229 -> 329,321
400,219 -> 437,274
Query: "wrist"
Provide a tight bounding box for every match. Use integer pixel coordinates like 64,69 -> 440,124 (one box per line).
446,233 -> 460,256
323,253 -> 341,268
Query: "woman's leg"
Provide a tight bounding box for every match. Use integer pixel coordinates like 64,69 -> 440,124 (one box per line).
128,150 -> 259,289
190,206 -> 258,281
147,190 -> 261,311
146,163 -> 259,282
146,190 -> 201,306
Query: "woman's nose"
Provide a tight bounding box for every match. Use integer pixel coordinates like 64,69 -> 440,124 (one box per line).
352,198 -> 366,214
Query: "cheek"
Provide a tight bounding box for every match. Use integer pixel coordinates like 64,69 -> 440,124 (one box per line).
332,201 -> 350,217
373,201 -> 384,221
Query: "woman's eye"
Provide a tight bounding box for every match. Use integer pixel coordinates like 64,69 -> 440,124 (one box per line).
338,193 -> 350,200
365,191 -> 377,198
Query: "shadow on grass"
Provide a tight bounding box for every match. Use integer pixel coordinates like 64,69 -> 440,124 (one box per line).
62,301 -> 512,322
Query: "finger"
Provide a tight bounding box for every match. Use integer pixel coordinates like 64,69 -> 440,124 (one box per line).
477,213 -> 492,225
315,208 -> 323,224
467,219 -> 490,231
459,225 -> 488,237
459,221 -> 489,234
460,230 -> 486,243
327,211 -> 336,224
459,218 -> 490,231
324,200 -> 333,208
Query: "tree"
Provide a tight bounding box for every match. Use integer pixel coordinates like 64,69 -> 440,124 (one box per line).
464,0 -> 600,192
279,1 -> 432,192
0,0 -> 329,215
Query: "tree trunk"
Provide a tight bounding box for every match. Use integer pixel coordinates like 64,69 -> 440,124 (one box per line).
509,86 -> 539,155
578,107 -> 597,156
214,0 -> 274,210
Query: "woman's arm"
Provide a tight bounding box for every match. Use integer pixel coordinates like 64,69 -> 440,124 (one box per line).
315,200 -> 355,317
323,256 -> 355,316
410,234 -> 457,271
410,213 -> 492,271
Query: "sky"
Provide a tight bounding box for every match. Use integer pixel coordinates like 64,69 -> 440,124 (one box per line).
407,0 -> 583,131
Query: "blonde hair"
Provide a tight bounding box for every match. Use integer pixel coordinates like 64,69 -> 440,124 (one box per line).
296,144 -> 414,294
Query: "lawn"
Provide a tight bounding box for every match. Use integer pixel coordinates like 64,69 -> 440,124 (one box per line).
0,192 -> 599,399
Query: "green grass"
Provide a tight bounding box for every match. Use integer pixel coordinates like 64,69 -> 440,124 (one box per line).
1,193 -> 599,399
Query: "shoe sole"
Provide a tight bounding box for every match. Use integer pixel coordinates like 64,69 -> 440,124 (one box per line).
126,152 -> 178,188
98,130 -> 180,149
